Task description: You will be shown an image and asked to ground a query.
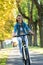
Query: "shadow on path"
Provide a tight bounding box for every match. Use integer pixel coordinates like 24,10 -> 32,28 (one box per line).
6,57 -> 24,65
6,47 -> 24,65
30,53 -> 43,65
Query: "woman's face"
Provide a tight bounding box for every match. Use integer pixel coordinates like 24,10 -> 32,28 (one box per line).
17,15 -> 23,24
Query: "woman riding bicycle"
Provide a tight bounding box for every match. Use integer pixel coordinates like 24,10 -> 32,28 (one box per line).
12,14 -> 34,55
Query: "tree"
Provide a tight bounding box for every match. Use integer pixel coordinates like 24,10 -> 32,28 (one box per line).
0,0 -> 17,48
32,0 -> 43,47
16,0 -> 39,46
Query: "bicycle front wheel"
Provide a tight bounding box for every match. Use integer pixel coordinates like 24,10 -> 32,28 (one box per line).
22,47 -> 27,62
25,47 -> 31,65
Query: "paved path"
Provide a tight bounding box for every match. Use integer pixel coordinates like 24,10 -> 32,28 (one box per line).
6,47 -> 24,65
30,52 -> 43,65
6,47 -> 43,65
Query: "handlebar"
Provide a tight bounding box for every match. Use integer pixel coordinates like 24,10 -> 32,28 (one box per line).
13,33 -> 33,37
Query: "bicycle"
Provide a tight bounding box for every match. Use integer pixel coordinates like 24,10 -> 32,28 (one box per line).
14,33 -> 32,65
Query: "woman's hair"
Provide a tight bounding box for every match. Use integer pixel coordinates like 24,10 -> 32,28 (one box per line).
16,14 -> 23,23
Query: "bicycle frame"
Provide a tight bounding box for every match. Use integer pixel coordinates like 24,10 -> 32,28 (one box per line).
22,36 -> 27,60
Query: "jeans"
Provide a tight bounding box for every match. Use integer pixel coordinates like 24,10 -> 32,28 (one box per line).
17,36 -> 28,54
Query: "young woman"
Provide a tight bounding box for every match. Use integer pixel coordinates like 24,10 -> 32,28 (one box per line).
12,14 -> 34,54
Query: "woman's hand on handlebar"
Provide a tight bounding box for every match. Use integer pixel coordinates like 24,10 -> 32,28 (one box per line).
29,30 -> 35,35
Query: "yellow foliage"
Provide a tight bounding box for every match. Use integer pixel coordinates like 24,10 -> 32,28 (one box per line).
0,0 -> 18,40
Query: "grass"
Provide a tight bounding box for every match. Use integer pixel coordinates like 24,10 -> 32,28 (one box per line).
0,58 -> 7,65
0,48 -> 12,65
29,46 -> 43,54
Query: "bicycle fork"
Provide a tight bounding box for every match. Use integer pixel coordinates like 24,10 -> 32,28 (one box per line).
22,45 -> 27,60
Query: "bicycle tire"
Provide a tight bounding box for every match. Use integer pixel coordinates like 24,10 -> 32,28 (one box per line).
22,47 -> 26,62
25,47 -> 31,65
22,47 -> 24,61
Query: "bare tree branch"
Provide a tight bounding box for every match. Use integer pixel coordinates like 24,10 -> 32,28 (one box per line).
16,0 -> 30,20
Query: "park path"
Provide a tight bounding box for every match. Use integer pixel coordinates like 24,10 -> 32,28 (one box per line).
6,46 -> 43,65
6,47 -> 24,65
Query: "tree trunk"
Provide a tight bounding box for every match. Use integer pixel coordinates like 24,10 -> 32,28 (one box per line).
38,10 -> 43,47
28,1 -> 33,46
0,40 -> 4,49
33,22 -> 37,46
28,24 -> 32,46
